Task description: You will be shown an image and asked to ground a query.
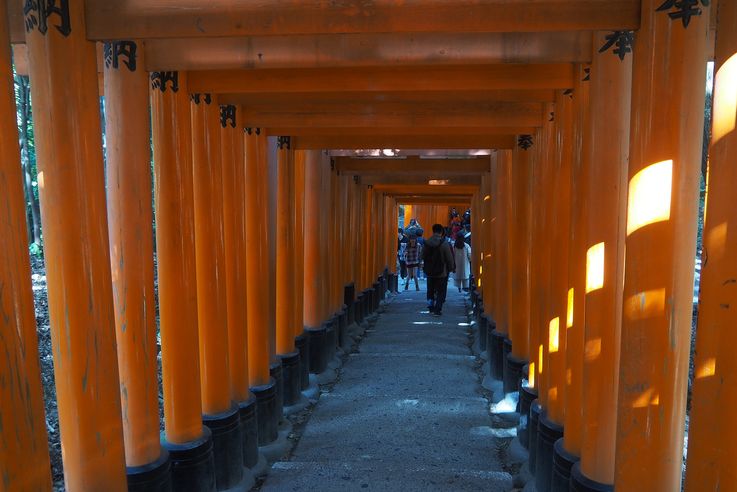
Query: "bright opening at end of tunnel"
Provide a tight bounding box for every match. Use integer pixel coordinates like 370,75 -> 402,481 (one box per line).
586,242 -> 605,293
713,53 -> 737,144
428,179 -> 449,185
626,160 -> 673,236
549,317 -> 560,353
566,289 -> 574,329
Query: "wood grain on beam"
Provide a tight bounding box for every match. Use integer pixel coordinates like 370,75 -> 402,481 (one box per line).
394,196 -> 472,206
189,64 -> 574,93
336,157 -> 490,175
140,32 -> 594,70
292,135 -> 516,150
362,175 -> 481,186
6,1 -> 640,43
241,101 -> 541,129
267,126 -> 534,137
373,184 -> 477,195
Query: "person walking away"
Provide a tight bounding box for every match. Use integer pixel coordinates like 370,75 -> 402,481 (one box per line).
453,236 -> 472,292
416,228 -> 426,279
398,228 -> 408,280
422,224 -> 455,316
403,236 -> 422,291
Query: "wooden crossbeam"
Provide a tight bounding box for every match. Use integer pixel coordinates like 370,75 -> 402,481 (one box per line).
394,196 -> 472,206
361,175 -> 481,186
5,1 -> 641,43
336,157 -> 490,175
189,64 -> 575,94
268,127 -> 534,137
373,184 -> 477,195
292,135 -> 516,150
240,101 -> 541,130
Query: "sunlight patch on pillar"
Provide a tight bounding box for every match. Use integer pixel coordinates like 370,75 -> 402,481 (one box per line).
584,338 -> 602,362
586,242 -> 605,293
713,53 -> 737,144
548,386 -> 558,404
549,317 -> 560,353
538,344 -> 544,375
566,289 -> 574,329
529,362 -> 536,388
624,288 -> 666,321
566,368 -> 572,386
696,357 -> 717,379
706,222 -> 728,261
632,388 -> 654,408
626,160 -> 673,236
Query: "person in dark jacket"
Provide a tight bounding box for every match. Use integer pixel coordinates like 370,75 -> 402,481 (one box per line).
422,224 -> 456,316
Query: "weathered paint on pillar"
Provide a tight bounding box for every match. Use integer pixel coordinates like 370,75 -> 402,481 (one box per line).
245,129 -> 271,385
546,89 -> 574,424
220,105 -> 250,402
191,94 -> 231,415
0,5 -> 52,488
151,71 -> 204,444
104,39 -> 161,467
509,138 -> 533,359
25,1 -> 127,487
614,0 -> 710,488
685,1 -> 737,488
579,30 -> 632,485
276,137 -> 296,354
293,151 -> 306,338
563,64 -> 591,456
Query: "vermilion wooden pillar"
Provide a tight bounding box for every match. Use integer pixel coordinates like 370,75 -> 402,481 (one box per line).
276,138 -> 296,355
0,6 -> 51,490
685,2 -> 737,487
25,1 -> 127,488
104,38 -> 168,480
573,31 -> 632,490
496,150 -> 512,338
614,0 -> 710,489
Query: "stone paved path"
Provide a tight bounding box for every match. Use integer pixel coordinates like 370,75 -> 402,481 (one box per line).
261,283 -> 513,491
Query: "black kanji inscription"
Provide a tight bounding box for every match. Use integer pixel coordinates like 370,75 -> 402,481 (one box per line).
277,136 -> 291,150
24,0 -> 71,37
599,31 -> 634,60
103,41 -> 137,71
150,72 -> 179,93
191,93 -> 212,104
518,135 -> 533,150
220,105 -> 236,128
656,0 -> 709,28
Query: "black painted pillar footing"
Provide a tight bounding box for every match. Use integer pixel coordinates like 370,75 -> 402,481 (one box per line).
294,333 -> 310,391
518,383 -> 537,450
162,427 -> 216,492
251,378 -> 278,446
279,351 -> 301,407
269,361 -> 284,421
552,437 -> 579,492
203,406 -> 244,491
478,314 -> 489,353
306,326 -> 328,374
126,449 -> 172,492
325,316 -> 337,361
570,462 -> 614,492
529,401 -> 542,475
338,309 -> 347,348
504,352 -> 526,397
489,330 -> 506,380
535,411 -> 564,492
238,396 -> 259,470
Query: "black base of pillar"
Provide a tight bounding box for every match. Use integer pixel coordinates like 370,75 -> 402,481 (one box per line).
238,396 -> 259,470
372,283 -> 380,310
251,379 -> 278,446
475,301 -> 484,323
490,330 -> 506,380
295,333 -> 310,391
518,384 -> 537,449
552,437 -> 579,492
279,351 -> 301,406
162,427 -> 216,492
504,352 -> 526,396
338,309 -> 347,348
353,298 -> 362,324
359,291 -> 368,318
203,406 -> 244,491
536,411 -> 564,492
306,327 -> 328,374
570,462 -> 613,492
344,283 -> 355,308
326,316 -> 338,359
529,401 -> 541,474
478,314 -> 488,352
126,449 -> 172,492
269,361 -> 284,420
486,317 -> 496,356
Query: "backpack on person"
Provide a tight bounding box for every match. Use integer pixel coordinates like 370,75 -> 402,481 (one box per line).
423,243 -> 445,277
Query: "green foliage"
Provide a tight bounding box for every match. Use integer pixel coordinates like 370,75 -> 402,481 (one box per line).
29,242 -> 42,257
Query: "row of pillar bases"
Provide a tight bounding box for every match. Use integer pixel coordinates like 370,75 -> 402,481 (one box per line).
472,295 -> 612,492
125,277 -> 390,491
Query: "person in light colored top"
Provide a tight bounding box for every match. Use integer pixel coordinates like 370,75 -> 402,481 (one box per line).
452,236 -> 472,292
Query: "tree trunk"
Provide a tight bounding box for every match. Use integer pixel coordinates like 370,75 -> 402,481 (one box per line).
17,75 -> 41,246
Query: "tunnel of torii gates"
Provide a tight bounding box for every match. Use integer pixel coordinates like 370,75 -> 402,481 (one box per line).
0,1 -> 736,492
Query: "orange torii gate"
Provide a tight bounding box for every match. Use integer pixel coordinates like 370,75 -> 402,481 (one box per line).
0,1 -> 732,492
